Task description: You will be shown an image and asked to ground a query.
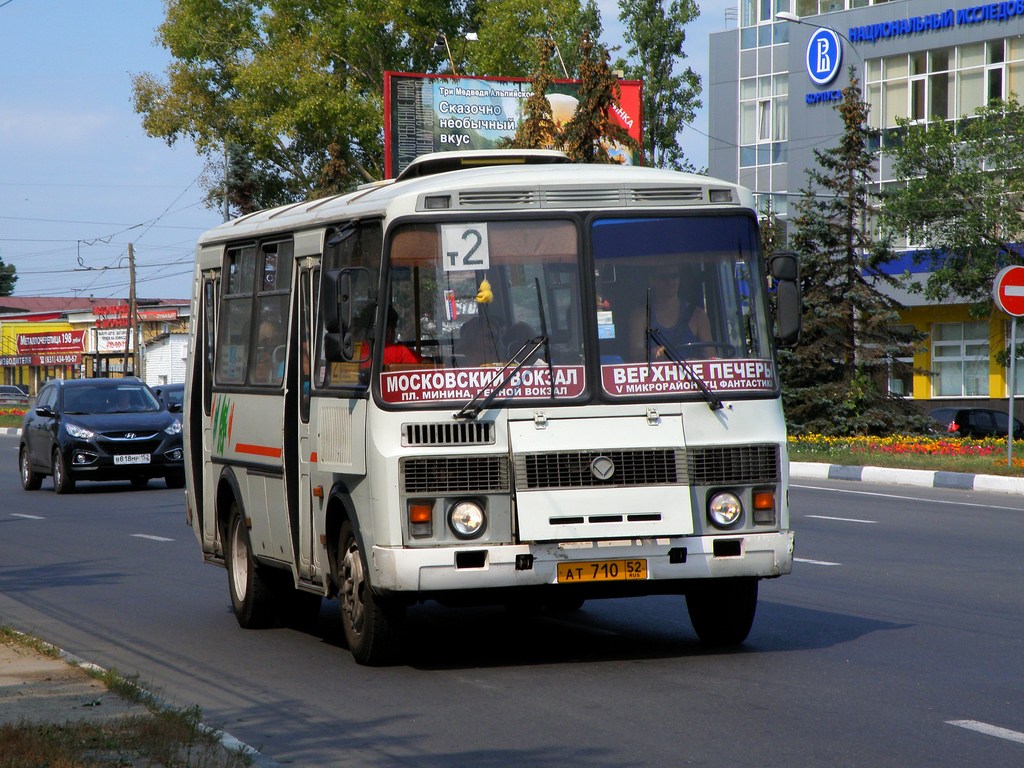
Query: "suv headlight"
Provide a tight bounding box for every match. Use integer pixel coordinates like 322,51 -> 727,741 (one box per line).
164,420 -> 182,436
65,423 -> 95,439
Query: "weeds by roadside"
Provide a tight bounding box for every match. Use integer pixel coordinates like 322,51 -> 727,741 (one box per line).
0,628 -> 253,768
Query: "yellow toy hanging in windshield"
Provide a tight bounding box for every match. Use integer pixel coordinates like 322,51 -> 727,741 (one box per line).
475,277 -> 493,304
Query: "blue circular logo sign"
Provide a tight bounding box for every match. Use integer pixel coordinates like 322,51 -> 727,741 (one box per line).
805,28 -> 842,86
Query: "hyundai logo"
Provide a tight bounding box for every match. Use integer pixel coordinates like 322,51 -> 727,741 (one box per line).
124,432 -> 137,440
591,455 -> 615,481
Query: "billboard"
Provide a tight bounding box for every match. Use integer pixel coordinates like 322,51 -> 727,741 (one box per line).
384,72 -> 643,178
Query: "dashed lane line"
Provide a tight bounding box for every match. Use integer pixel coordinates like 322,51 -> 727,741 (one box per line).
794,557 -> 841,566
805,514 -> 878,524
947,719 -> 1024,745
10,513 -> 44,520
130,534 -> 175,542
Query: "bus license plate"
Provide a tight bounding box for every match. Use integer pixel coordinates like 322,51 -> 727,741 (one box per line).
557,559 -> 647,583
114,454 -> 151,465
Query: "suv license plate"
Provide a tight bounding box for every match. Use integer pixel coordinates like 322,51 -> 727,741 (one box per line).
557,559 -> 647,583
114,454 -> 151,465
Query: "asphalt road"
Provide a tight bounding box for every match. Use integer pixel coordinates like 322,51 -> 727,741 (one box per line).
1,432 -> 1022,767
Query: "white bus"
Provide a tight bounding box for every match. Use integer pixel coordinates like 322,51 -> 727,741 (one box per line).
183,150 -> 801,665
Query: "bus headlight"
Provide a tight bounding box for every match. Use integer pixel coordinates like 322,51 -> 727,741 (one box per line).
708,492 -> 742,528
448,500 -> 486,539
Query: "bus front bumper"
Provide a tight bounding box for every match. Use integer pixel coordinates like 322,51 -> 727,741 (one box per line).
370,531 -> 794,594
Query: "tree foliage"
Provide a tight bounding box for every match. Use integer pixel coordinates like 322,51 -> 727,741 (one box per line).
880,96 -> 1024,312
134,0 -> 695,214
0,257 -> 16,296
617,0 -> 701,171
783,71 -> 926,436
504,32 -> 635,163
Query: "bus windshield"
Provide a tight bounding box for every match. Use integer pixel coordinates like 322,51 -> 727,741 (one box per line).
380,219 -> 585,405
378,213 -> 776,406
591,214 -> 776,399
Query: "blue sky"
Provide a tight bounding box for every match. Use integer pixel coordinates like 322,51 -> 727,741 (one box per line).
0,0 -> 733,301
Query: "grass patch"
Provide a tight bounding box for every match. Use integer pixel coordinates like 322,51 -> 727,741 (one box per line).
0,628 -> 253,767
789,433 -> 1024,477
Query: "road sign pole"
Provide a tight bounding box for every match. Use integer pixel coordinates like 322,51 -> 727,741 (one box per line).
1010,318 -> 1017,467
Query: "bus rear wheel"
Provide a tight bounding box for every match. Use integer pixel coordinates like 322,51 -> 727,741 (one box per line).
686,577 -> 758,647
338,521 -> 403,665
226,505 -> 276,628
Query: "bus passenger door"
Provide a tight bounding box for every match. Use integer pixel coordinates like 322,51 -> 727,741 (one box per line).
285,264 -> 319,582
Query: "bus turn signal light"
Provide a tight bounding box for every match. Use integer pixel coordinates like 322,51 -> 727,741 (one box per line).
753,491 -> 775,525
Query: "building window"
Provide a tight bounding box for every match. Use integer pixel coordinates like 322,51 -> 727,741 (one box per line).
932,322 -> 989,397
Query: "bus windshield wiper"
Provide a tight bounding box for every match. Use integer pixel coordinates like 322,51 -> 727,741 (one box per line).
453,336 -> 548,421
645,289 -> 723,412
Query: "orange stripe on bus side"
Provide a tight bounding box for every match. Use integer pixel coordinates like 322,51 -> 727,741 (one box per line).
235,443 -> 283,459
310,452 -> 317,463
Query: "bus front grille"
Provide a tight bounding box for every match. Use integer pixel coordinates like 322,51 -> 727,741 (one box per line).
687,444 -> 780,485
401,456 -> 510,494
402,421 -> 494,447
514,449 -> 686,490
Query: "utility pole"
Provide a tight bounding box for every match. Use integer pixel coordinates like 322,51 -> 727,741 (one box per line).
122,243 -> 137,377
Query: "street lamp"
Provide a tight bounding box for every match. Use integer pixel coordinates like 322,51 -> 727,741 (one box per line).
431,31 -> 478,75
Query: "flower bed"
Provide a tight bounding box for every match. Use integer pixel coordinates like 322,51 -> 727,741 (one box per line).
788,433 -> 1024,474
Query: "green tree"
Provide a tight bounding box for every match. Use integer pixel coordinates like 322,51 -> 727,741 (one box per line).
617,0 -> 701,171
880,97 -> 1024,311
0,256 -> 16,296
468,0 -> 601,78
133,0 -> 474,210
784,70 -> 925,436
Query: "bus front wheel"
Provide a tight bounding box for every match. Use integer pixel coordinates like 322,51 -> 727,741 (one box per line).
338,521 -> 404,665
226,505 -> 276,628
686,577 -> 758,647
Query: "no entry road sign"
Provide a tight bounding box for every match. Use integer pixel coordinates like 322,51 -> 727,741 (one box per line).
993,266 -> 1024,317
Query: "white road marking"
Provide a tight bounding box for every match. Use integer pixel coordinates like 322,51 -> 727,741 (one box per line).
11,513 -> 44,520
947,719 -> 1024,745
794,557 -> 841,566
131,534 -> 174,542
792,484 -> 1024,512
805,514 -> 878,524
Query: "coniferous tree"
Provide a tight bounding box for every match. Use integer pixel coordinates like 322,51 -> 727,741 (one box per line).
560,32 -> 634,163
783,69 -> 926,436
505,39 -> 558,149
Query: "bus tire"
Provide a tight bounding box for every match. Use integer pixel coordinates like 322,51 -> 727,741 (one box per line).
20,447 -> 42,491
338,520 -> 404,665
52,450 -> 75,494
226,504 -> 276,629
686,577 -> 758,647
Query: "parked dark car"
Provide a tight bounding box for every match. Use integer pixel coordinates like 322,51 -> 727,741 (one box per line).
0,384 -> 29,405
929,406 -> 1024,439
18,377 -> 184,493
150,382 -> 184,422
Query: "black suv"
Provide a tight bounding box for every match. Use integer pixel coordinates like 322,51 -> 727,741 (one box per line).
19,377 -> 184,493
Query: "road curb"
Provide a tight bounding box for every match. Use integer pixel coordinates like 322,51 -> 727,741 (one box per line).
791,461 -> 1024,495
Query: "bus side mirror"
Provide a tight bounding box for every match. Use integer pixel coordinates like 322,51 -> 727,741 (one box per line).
321,267 -> 374,362
771,252 -> 801,348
